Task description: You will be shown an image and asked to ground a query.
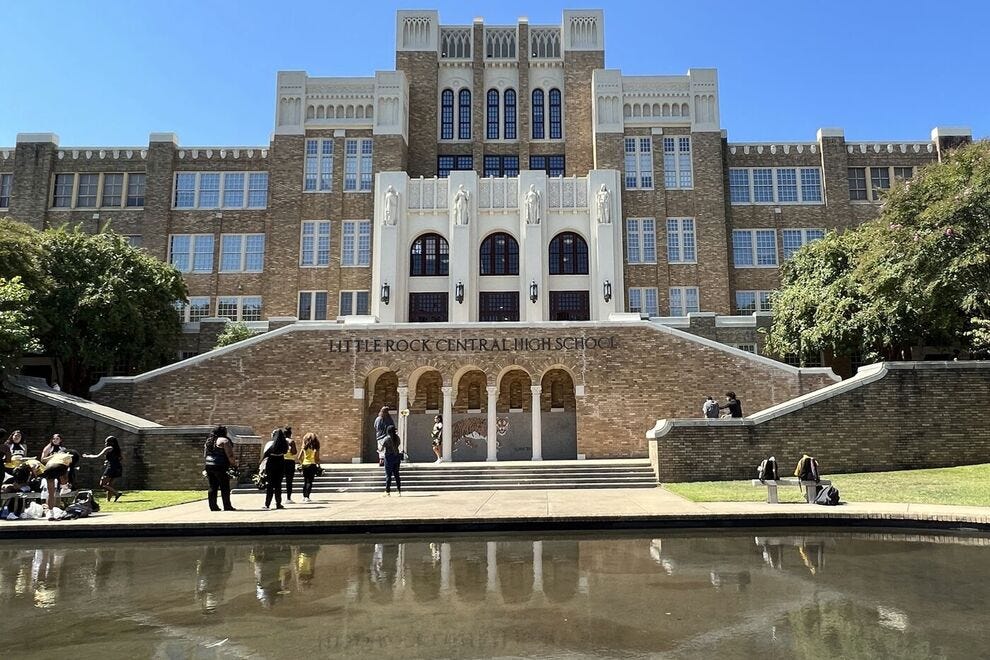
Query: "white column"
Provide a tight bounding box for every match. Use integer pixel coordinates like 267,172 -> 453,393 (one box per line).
533,540 -> 544,593
397,386 -> 409,456
531,385 -> 543,460
486,542 -> 498,593
486,385 -> 498,462
442,385 -> 453,461
439,542 -> 452,595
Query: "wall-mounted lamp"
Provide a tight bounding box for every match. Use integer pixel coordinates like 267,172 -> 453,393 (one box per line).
529,280 -> 539,304
455,281 -> 464,304
603,279 -> 612,303
380,282 -> 391,305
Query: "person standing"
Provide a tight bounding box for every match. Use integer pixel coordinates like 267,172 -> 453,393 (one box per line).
39,450 -> 79,520
262,428 -> 288,510
83,435 -> 124,502
375,406 -> 394,464
430,414 -> 444,463
382,425 -> 402,497
203,426 -> 237,511
720,391 -> 743,418
299,433 -> 321,503
282,426 -> 298,503
702,396 -> 720,419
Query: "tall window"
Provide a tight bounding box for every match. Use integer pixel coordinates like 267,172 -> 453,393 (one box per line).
628,287 -> 659,317
735,290 -> 772,314
486,89 -> 500,139
173,171 -> 268,209
440,89 -> 454,140
222,173 -> 245,207
870,167 -> 891,200
458,89 -> 472,140
339,290 -> 370,316
198,173 -> 220,208
732,229 -> 778,267
624,137 -> 653,189
217,296 -> 262,322
437,155 -> 473,178
781,228 -> 825,259
549,232 -> 589,275
76,174 -> 98,208
219,234 -> 265,273
753,168 -> 774,202
479,232 -> 519,275
776,168 -> 798,202
669,287 -> 700,316
729,169 -> 750,203
345,139 -> 373,191
625,218 -> 656,264
483,155 -> 519,177
663,137 -> 693,189
0,174 -> 11,208
101,174 -> 124,207
532,89 -> 545,139
298,291 -> 328,321
548,88 -> 562,139
529,155 -> 565,177
169,234 -> 214,273
848,167 -> 867,201
800,168 -> 823,202
503,89 -> 517,139
666,218 -> 696,264
300,220 -> 331,267
126,173 -> 145,207
52,174 -> 73,208
341,220 -> 371,267
410,233 -> 449,276
304,138 -> 333,191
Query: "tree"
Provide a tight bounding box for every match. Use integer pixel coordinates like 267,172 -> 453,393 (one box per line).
0,276 -> 41,372
214,321 -> 255,348
767,140 -> 990,362
0,217 -> 46,291
34,227 -> 188,394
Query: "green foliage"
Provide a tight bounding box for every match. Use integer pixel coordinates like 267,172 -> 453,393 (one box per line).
215,321 -> 255,348
767,140 -> 990,360
0,217 -> 45,291
0,276 -> 41,370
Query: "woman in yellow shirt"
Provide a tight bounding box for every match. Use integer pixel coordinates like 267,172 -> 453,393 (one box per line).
299,433 -> 321,503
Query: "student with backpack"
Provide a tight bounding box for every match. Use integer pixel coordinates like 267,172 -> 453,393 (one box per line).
381,425 -> 403,497
262,428 -> 289,510
203,426 -> 238,512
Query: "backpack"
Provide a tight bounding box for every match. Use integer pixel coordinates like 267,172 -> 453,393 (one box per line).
757,456 -> 778,482
795,455 -> 820,482
814,485 -> 840,506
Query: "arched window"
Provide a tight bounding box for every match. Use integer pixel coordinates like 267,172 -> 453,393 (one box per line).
532,89 -> 545,139
549,232 -> 589,275
549,88 -> 562,139
503,89 -> 516,140
486,89 -> 499,140
410,233 -> 449,276
480,232 -> 519,275
458,89 -> 472,139
440,89 -> 454,140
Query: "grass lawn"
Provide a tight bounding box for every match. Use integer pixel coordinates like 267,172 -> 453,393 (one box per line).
96,490 -> 203,513
664,464 -> 990,507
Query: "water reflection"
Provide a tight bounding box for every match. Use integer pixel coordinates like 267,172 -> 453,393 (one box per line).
0,532 -> 986,658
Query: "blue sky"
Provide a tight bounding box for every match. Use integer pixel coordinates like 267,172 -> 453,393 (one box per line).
2,0 -> 986,146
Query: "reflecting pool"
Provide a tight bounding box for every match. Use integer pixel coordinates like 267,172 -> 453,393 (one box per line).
1,530 -> 987,658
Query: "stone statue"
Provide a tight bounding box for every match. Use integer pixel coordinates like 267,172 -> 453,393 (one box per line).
524,184 -> 542,225
453,184 -> 470,226
596,184 -> 611,224
383,185 -> 399,226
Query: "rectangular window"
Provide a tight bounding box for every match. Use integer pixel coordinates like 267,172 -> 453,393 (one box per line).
529,155 -> 565,177
627,287 -> 659,317
893,166 -> 914,181
173,171 -> 267,209
870,166 -> 891,200
733,229 -> 777,267
176,296 -> 212,322
626,218 -> 656,264
848,167 -> 867,201
624,137 -> 653,189
123,235 -> 142,248
781,228 -> 825,259
800,168 -> 822,202
669,286 -> 700,316
775,168 -> 798,202
126,173 -> 146,207
304,138 -> 334,192
344,138 -> 373,191
339,290 -> 371,316
74,174 -> 98,208
729,168 -> 750,203
666,218 -> 696,264
53,174 -> 74,208
197,173 -> 220,208
174,173 -> 196,208
479,291 -> 520,322
219,233 -> 265,272
663,136 -> 693,189
437,155 -> 473,178
298,291 -> 329,321
247,173 -> 268,208
341,220 -> 371,267
101,173 -> 124,207
300,220 -> 332,267
735,290 -> 773,313
222,173 -> 245,207
169,234 -> 214,273
217,296 -> 262,322
733,343 -> 758,354
753,168 -> 774,202
483,155 -> 519,177
0,173 -> 11,208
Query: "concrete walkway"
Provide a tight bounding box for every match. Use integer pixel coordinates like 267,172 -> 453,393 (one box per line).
2,486 -> 989,539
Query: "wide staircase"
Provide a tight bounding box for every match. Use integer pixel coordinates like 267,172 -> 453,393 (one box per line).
239,459 -> 656,494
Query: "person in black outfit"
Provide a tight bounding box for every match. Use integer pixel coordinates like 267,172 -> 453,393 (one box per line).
263,428 -> 289,510
382,425 -> 402,497
204,425 -> 238,511
720,391 -> 743,418
84,435 -> 124,502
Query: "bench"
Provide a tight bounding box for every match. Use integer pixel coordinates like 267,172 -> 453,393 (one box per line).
1,490 -> 79,505
750,478 -> 831,504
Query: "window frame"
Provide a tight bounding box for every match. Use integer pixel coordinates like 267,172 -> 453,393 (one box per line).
219,233 -> 266,273
437,155 -> 474,178
624,137 -> 654,189
339,290 -> 371,317
668,286 -> 700,316
486,89 -> 500,140
458,89 -> 472,140
410,232 -> 450,276
531,89 -> 545,139
175,296 -> 212,323
735,290 -> 773,314
625,218 -> 657,265
529,155 -> 565,178
666,217 -> 696,264
548,231 -> 589,275
297,290 -> 329,321
732,229 -> 778,268
299,220 -> 332,268
627,287 -> 659,317
172,171 -> 269,209
781,228 -> 825,260
503,88 -> 517,140
479,291 -> 520,322
341,220 -> 372,267
548,88 -> 562,139
482,155 -> 519,178
303,138 -> 334,192
440,89 -> 455,140
344,138 -> 373,192
168,233 -> 215,274
729,167 -> 823,204
479,232 -> 520,275
216,295 -> 263,322
0,173 -> 11,209
663,136 -> 693,189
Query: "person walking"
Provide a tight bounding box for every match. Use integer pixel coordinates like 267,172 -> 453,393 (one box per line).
83,435 -> 124,502
702,396 -> 720,419
720,391 -> 743,418
430,414 -> 444,463
203,425 -> 237,511
262,428 -> 289,510
382,425 -> 402,497
374,406 -> 394,464
299,432 -> 321,503
282,426 -> 299,503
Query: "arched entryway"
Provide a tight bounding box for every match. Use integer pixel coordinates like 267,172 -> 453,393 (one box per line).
494,367 -> 534,461
450,366 -> 489,461
540,367 -> 577,459
363,368 -> 398,462
406,367 -> 443,463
